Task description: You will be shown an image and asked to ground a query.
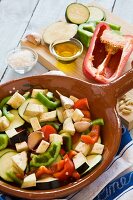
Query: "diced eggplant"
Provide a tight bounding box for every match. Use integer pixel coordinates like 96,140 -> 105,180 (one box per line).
36,176 -> 60,190
11,130 -> 28,146
82,154 -> 102,176
72,152 -> 89,174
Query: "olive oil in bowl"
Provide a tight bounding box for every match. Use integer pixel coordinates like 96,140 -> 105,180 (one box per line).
49,38 -> 83,62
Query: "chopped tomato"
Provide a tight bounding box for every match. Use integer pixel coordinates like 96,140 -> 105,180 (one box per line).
68,150 -> 77,159
53,154 -> 75,181
16,173 -> 24,180
72,171 -> 80,180
35,166 -> 52,178
41,125 -> 57,141
81,110 -> 91,118
81,125 -> 100,144
60,148 -> 66,156
74,98 -> 89,110
72,132 -> 80,145
51,160 -> 65,173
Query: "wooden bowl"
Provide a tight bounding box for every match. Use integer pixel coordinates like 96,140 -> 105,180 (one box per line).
0,69 -> 133,199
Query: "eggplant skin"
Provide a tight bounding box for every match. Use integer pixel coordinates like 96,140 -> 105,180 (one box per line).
10,129 -> 28,146
36,179 -> 60,190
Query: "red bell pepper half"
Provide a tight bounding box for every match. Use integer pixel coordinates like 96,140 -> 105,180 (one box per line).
83,22 -> 133,83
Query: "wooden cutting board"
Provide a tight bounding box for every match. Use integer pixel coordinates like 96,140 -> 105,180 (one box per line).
21,3 -> 133,129
21,3 -> 133,81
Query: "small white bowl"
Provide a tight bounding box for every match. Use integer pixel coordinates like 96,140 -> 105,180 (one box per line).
6,46 -> 38,74
49,38 -> 83,62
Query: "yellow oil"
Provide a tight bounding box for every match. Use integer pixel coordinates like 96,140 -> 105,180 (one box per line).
53,41 -> 80,57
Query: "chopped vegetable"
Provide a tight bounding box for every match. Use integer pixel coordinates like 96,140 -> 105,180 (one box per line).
53,154 -> 75,180
87,6 -> 106,21
36,92 -> 60,110
0,134 -> 9,150
56,90 -> 74,109
74,98 -> 89,110
43,21 -> 78,44
41,125 -> 57,141
0,88 -> 104,189
30,142 -> 61,167
65,3 -> 90,24
83,22 -> 133,83
81,125 -> 100,144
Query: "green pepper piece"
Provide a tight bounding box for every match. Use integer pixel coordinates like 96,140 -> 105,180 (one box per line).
36,92 -> 60,110
0,134 -> 9,150
30,142 -> 61,167
2,105 -> 14,121
0,96 -> 11,109
78,22 -> 95,47
96,21 -> 121,31
90,118 -> 104,126
6,171 -> 22,186
61,132 -> 72,152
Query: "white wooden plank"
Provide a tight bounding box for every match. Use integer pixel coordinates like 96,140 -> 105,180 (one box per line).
113,0 -> 133,24
77,0 -> 115,10
0,0 -> 39,80
1,0 -> 75,83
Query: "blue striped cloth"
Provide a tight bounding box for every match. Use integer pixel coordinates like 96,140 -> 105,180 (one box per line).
0,126 -> 133,200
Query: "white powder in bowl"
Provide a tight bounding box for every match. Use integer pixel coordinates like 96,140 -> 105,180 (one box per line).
8,49 -> 35,68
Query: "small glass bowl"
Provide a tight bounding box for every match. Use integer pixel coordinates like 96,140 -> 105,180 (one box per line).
6,46 -> 38,74
49,38 -> 83,62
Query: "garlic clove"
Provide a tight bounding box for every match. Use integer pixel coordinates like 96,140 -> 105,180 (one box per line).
56,90 -> 74,109
74,121 -> 90,132
26,32 -> 42,45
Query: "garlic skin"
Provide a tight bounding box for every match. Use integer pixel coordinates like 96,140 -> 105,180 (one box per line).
26,32 -> 42,45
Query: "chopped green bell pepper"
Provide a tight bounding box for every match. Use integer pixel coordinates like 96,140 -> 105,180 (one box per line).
36,92 -> 60,110
2,105 -> 14,121
61,132 -> 72,152
30,142 -> 61,167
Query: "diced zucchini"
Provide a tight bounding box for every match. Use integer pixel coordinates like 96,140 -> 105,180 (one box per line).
40,110 -> 57,122
7,92 -> 25,109
24,103 -> 44,116
18,98 -> 48,123
0,151 -> 17,182
6,110 -> 25,130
